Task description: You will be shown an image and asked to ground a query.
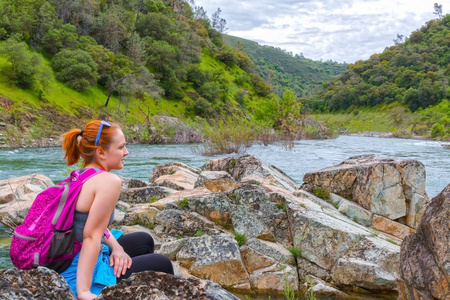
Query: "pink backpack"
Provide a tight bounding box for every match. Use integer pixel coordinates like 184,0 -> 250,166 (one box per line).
9,168 -> 104,269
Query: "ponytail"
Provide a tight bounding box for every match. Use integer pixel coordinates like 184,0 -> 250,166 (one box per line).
62,129 -> 83,166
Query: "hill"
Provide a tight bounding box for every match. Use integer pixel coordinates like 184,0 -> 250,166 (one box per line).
223,34 -> 346,98
310,14 -> 450,140
0,0 -> 334,150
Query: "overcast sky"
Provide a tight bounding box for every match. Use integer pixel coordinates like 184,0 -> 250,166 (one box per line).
193,0 -> 449,64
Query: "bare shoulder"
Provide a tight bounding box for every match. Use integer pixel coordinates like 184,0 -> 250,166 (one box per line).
90,172 -> 122,187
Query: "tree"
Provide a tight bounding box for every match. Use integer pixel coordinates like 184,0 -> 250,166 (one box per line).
433,3 -> 443,20
42,23 -> 78,54
51,49 -> 99,92
94,4 -> 132,53
211,8 -> 227,33
0,37 -> 40,88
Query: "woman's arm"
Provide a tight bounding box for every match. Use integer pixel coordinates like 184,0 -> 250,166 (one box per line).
103,228 -> 132,277
76,173 -> 122,300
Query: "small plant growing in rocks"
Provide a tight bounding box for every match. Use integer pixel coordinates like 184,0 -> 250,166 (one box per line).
234,232 -> 247,246
177,198 -> 189,209
312,186 -> 331,201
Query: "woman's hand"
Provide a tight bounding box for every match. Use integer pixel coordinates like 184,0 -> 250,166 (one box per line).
78,290 -> 97,300
109,247 -> 132,277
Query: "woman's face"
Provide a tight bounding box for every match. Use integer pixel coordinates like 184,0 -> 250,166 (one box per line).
102,129 -> 128,171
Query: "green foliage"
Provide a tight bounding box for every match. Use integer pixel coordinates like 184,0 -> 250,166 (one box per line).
305,276 -> 317,300
195,229 -> 205,237
42,23 -> 78,54
288,246 -> 301,259
223,35 -> 346,98
51,49 -> 99,92
148,196 -> 159,203
386,238 -> 399,245
312,186 -> 331,201
177,198 -> 189,209
195,117 -> 255,155
315,15 -> 450,112
234,232 -> 247,246
0,37 -> 41,88
282,265 -> 297,300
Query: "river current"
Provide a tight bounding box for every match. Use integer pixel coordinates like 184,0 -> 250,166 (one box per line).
0,135 -> 449,269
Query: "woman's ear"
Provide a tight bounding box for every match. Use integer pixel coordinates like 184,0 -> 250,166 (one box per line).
96,147 -> 106,161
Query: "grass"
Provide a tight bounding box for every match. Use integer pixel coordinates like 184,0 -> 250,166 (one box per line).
312,186 -> 331,201
195,229 -> 205,237
371,230 -> 380,237
148,196 -> 159,204
288,246 -> 301,259
177,198 -> 189,209
234,232 -> 247,246
386,238 -> 400,245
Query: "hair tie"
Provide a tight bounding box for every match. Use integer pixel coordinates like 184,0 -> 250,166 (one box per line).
80,130 -> 84,137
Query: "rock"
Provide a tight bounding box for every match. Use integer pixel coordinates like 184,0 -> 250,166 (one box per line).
201,154 -> 299,192
194,171 -> 239,192
249,263 -> 298,294
119,185 -> 175,203
176,235 -> 249,288
228,184 -> 292,247
288,202 -> 369,270
332,193 -> 373,227
154,209 -> 225,238
0,267 -> 76,299
302,154 -> 429,227
170,192 -> 233,226
306,276 -> 350,298
119,176 -> 150,189
150,162 -> 200,190
97,270 -> 239,299
372,214 -> 411,239
330,236 -> 400,290
0,174 -> 53,204
399,184 -> 450,299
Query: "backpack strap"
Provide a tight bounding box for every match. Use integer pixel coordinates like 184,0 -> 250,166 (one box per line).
77,167 -> 106,183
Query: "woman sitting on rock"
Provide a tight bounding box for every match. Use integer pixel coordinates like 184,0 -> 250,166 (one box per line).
57,120 -> 173,300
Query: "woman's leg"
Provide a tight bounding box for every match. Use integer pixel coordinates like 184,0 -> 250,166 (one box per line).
116,232 -> 174,282
117,232 -> 154,257
117,253 -> 174,281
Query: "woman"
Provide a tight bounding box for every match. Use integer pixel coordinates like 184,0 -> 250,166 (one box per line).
59,120 -> 173,300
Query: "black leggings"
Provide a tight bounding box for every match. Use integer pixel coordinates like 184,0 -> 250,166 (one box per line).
116,232 -> 174,281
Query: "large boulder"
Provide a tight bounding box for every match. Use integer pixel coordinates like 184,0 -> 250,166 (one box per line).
0,174 -> 53,204
0,267 -> 77,299
201,154 -> 299,192
399,184 -> 450,299
302,154 -> 429,228
98,270 -> 239,299
0,267 -> 239,300
150,162 -> 201,191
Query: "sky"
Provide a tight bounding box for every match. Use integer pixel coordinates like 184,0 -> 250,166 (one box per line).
192,0 -> 449,64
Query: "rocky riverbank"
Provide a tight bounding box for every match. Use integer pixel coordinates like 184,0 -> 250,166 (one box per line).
0,154 -> 449,299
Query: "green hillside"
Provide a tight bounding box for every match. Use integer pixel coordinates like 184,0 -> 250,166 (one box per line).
223,34 -> 346,98
0,0 -> 336,150
310,14 -> 450,139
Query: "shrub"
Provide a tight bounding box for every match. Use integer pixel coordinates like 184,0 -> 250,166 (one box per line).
51,49 -> 99,92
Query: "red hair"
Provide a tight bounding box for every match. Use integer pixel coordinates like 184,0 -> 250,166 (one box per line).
62,120 -> 120,167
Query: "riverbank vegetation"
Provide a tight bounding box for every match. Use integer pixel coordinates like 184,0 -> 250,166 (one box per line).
0,1 -> 448,151
0,0 -> 338,152
309,12 -> 450,140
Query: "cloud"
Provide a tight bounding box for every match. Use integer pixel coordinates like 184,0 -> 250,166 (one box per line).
193,0 -> 448,63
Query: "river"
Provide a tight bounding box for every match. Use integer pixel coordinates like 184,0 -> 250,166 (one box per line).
0,135 -> 449,270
